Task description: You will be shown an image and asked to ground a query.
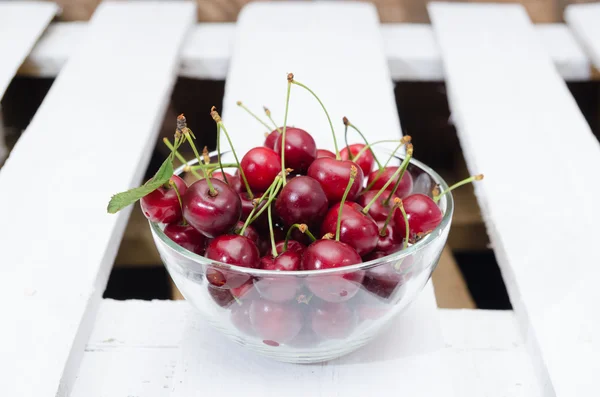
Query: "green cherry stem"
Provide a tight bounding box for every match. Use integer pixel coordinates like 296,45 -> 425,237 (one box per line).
281,74 -> 293,185
383,144 -> 414,206
365,138 -> 410,191
248,176 -> 283,224
343,118 -> 353,160
237,101 -> 271,132
264,107 -> 282,134
239,179 -> 278,236
342,117 -> 383,170
211,107 -> 253,199
336,165 -> 358,241
267,203 -> 277,258
379,198 -> 401,237
163,138 -> 203,180
290,75 -> 340,159
398,199 -> 409,250
433,174 -> 484,203
283,224 -> 315,252
179,114 -> 216,196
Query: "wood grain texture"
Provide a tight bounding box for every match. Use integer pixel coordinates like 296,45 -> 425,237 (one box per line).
0,2 -> 194,396
429,3 -> 600,396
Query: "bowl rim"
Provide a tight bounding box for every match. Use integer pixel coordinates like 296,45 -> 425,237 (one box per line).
149,150 -> 454,277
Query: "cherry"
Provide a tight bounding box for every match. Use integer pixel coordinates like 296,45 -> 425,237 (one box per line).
341,143 -> 375,176
320,202 -> 379,257
141,175 -> 187,223
207,285 -> 235,308
264,129 -> 281,149
249,299 -> 303,345
367,166 -> 413,198
362,263 -> 409,299
311,301 -> 358,340
274,127 -> 317,174
257,224 -> 285,256
183,178 -> 241,238
275,240 -> 305,255
275,176 -> 328,227
356,190 -> 399,222
307,158 -> 364,204
234,221 -> 259,245
255,251 -> 302,302
231,299 -> 254,335
212,171 -> 242,193
164,222 -> 207,255
302,239 -> 363,302
240,147 -> 280,192
205,234 -> 260,290
259,250 -> 302,271
394,193 -> 442,240
316,149 -> 336,159
375,220 -> 404,255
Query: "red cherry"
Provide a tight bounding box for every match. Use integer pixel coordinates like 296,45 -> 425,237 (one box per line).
182,178 -> 241,238
320,202 -> 378,257
275,240 -> 306,255
255,251 -> 302,302
257,223 -> 285,256
274,127 -> 317,174
205,234 -> 260,290
231,299 -> 254,335
340,144 -> 375,176
164,222 -> 207,255
362,263 -> 409,299
394,193 -> 443,240
234,221 -> 259,245
249,299 -> 303,345
240,147 -> 280,192
259,251 -> 302,271
374,221 -> 404,254
311,302 -> 358,340
302,239 -> 364,302
141,175 -> 187,223
264,129 -> 281,149
275,176 -> 328,227
212,171 -> 242,193
367,167 -> 413,198
356,190 -> 399,222
207,285 -> 234,308
316,149 -> 336,159
307,158 -> 364,204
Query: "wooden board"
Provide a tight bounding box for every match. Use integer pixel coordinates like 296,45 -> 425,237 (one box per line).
429,3 -> 600,396
565,3 -> 600,69
0,2 -> 195,396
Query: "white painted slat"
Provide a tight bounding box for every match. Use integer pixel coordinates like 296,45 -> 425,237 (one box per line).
0,1 -> 57,162
19,22 -> 592,81
171,3 -> 451,395
429,3 -> 600,396
565,3 -> 600,70
0,2 -> 195,396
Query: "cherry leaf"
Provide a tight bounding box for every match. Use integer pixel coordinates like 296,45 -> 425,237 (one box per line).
107,157 -> 174,214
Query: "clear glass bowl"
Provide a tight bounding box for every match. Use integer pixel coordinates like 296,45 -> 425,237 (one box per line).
149,150 -> 453,363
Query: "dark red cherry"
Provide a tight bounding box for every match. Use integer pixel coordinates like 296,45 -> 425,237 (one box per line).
274,127 -> 317,174
356,190 -> 399,222
264,129 -> 281,149
275,176 -> 328,227
240,147 -> 280,192
307,158 -> 364,204
182,178 -> 241,238
255,251 -> 302,302
257,223 -> 285,256
375,221 -> 404,254
340,143 -> 375,176
212,171 -> 242,193
311,302 -> 358,340
320,202 -> 378,257
234,221 -> 259,245
205,235 -> 260,289
231,299 -> 254,335
367,167 -> 413,198
275,240 -> 306,255
207,285 -> 235,308
362,263 -> 407,299
394,193 -> 443,240
316,149 -> 336,159
302,239 -> 364,302
164,222 -> 207,255
141,175 -> 187,223
249,299 -> 303,345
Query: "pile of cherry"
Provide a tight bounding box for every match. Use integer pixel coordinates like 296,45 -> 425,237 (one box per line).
114,75 -> 482,347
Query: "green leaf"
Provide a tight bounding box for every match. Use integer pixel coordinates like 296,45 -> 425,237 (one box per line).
107,157 -> 174,214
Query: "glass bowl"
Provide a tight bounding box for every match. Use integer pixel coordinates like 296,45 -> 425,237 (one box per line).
149,149 -> 453,363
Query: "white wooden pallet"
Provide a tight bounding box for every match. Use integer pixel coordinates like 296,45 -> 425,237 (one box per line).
1,1 -> 600,396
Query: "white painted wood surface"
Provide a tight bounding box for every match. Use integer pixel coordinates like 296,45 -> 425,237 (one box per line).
0,2 -> 195,396
170,3 -> 451,395
565,3 -> 600,69
71,300 -> 539,396
429,3 -> 600,396
18,22 -> 592,81
0,1 -> 57,162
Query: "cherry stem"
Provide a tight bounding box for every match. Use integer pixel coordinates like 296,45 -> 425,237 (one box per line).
239,179 -> 278,236
398,199 -> 409,250
248,176 -> 283,224
361,145 -> 413,214
211,107 -> 253,199
365,138 -> 411,191
283,224 -> 314,252
181,115 -> 215,196
281,75 -> 293,185
336,166 -> 358,241
169,179 -> 184,223
343,121 -> 353,160
237,101 -> 271,132
433,174 -> 484,203
215,122 -> 229,185
264,107 -> 282,134
343,117 -> 382,170
163,138 -> 203,180
383,144 -> 414,206
267,203 -> 277,258
379,198 -> 401,237
290,77 -> 339,159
